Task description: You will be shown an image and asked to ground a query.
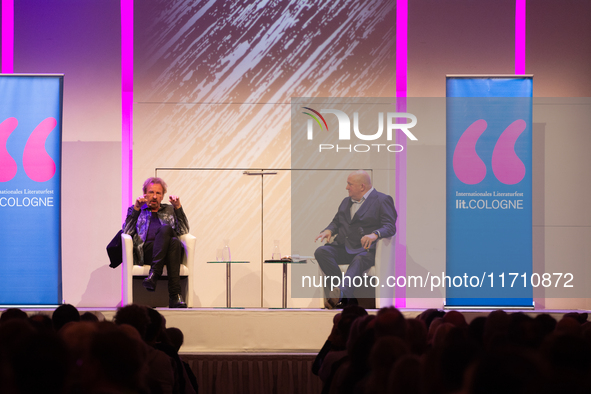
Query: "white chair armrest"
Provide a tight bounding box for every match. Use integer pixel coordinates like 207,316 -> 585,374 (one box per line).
375,235 -> 395,308
121,233 -> 134,306
179,233 -> 196,268
179,233 -> 196,308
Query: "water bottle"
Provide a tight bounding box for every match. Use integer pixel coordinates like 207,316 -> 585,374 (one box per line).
222,239 -> 231,262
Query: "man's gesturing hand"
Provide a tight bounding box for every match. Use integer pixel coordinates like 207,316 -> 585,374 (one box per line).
315,229 -> 332,243
134,195 -> 147,211
169,195 -> 182,209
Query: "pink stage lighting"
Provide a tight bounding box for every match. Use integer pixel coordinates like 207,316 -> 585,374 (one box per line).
395,0 -> 408,308
515,0 -> 526,74
2,0 -> 14,73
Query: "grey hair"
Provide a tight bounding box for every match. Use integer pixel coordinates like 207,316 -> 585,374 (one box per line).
142,177 -> 168,194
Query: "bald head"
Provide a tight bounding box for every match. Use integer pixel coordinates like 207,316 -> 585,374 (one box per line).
350,170 -> 372,187
346,170 -> 372,200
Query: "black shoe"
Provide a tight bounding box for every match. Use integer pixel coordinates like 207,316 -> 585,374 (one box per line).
169,294 -> 188,308
335,298 -> 347,309
335,297 -> 358,309
324,288 -> 341,309
142,271 -> 159,292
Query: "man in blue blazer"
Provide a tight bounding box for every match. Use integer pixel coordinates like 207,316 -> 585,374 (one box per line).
314,170 -> 397,308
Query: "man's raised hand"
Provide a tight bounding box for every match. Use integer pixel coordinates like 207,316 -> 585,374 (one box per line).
169,195 -> 181,209
134,195 -> 147,211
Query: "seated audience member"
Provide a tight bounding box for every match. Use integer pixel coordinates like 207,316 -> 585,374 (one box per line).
405,318 -> 428,355
52,303 -> 81,332
434,326 -> 480,394
554,315 -> 582,337
442,310 -> 468,328
316,305 -> 368,383
374,306 -> 406,339
416,308 -> 445,330
534,313 -> 557,339
563,311 -> 588,324
113,304 -> 150,339
426,317 -> 443,344
483,309 -> 510,350
80,311 -> 100,323
0,318 -> 70,394
366,336 -> 409,394
468,316 -> 487,348
387,355 -> 424,394
330,314 -> 377,394
146,308 -> 196,394
89,322 -> 149,394
165,327 -> 185,351
59,321 -> 98,371
467,349 -> 547,394
166,327 -> 199,394
114,304 -> 177,394
29,313 -> 54,333
0,307 -> 28,325
507,312 -> 540,349
431,322 -> 454,349
313,313 -> 343,378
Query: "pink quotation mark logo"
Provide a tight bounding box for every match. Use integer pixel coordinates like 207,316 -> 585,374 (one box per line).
0,117 -> 19,182
491,119 -> 526,185
453,119 -> 526,185
0,117 -> 57,183
453,119 -> 487,185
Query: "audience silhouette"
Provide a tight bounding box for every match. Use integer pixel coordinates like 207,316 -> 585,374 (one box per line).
313,307 -> 591,394
1,304 -> 589,394
0,304 -> 198,394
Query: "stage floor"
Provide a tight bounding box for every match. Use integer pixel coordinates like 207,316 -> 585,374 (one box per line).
6,306 -> 589,353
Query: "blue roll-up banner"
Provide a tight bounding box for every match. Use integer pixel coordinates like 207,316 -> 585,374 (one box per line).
446,76 -> 533,307
0,75 -> 63,305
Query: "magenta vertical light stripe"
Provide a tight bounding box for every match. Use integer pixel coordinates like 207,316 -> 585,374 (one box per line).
395,1 -> 407,97
121,0 -> 133,221
1,0 -> 14,73
121,0 -> 133,306
395,0 -> 407,308
515,0 -> 526,74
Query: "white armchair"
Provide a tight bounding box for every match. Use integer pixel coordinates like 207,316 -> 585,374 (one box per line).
319,235 -> 396,309
121,233 -> 196,307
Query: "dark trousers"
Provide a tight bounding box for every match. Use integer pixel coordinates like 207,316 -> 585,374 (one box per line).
314,244 -> 375,299
143,225 -> 183,296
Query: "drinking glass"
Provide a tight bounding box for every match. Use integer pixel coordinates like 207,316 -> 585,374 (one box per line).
272,240 -> 281,260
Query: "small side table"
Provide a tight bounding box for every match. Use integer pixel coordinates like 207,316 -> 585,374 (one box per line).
264,259 -> 307,308
207,261 -> 249,307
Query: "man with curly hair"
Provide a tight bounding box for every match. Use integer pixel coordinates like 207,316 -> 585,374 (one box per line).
124,177 -> 189,308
